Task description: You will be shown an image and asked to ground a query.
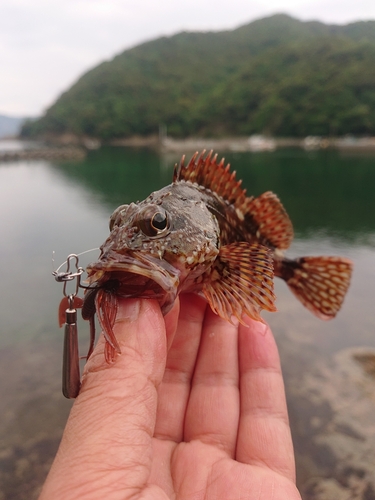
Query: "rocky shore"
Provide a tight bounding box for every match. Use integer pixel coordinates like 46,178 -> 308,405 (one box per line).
279,335 -> 375,500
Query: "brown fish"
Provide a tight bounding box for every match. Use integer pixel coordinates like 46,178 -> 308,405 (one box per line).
83,150 -> 353,362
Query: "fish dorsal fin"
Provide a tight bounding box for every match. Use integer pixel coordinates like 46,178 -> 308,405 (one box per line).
242,191 -> 294,250
173,150 -> 247,206
202,242 -> 277,323
174,151 -> 294,250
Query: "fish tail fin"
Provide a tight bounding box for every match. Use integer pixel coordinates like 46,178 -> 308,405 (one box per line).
275,256 -> 353,319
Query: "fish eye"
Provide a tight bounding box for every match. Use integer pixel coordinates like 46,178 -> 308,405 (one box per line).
137,207 -> 169,237
151,212 -> 168,231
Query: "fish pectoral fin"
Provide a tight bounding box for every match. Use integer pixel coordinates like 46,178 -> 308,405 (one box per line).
278,256 -> 353,319
202,242 -> 277,324
242,191 -> 294,250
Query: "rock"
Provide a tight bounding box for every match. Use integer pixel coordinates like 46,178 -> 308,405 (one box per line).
282,341 -> 375,499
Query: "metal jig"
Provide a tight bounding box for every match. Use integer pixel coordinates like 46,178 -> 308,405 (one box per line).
53,253 -> 85,399
62,294 -> 80,398
53,249 -> 100,399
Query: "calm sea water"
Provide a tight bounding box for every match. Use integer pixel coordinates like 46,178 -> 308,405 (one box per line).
0,146 -> 374,498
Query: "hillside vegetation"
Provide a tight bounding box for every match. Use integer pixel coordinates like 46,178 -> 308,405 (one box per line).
22,14 -> 375,140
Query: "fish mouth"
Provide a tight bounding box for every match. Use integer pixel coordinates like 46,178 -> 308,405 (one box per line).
86,250 -> 180,313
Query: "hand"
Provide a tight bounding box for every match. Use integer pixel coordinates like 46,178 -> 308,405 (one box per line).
39,294 -> 302,499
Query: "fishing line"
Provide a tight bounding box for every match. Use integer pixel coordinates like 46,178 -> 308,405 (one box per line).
52,248 -> 99,274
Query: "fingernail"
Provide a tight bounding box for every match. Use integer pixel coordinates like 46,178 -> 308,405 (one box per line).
244,315 -> 269,335
115,298 -> 140,323
256,321 -> 268,336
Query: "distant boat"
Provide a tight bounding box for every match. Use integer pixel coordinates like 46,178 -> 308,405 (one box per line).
248,135 -> 276,152
303,136 -> 323,150
83,138 -> 101,150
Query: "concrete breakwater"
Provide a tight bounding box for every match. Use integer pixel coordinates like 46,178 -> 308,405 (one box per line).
0,146 -> 86,162
160,135 -> 375,153
3,135 -> 375,162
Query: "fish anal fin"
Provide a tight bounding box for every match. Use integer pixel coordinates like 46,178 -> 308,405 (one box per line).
174,150 -> 247,206
242,191 -> 294,250
202,242 -> 277,323
278,256 -> 353,319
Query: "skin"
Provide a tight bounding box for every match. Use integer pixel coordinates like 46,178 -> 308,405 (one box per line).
39,294 -> 302,500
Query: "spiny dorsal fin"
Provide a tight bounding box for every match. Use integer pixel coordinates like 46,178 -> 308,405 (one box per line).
175,152 -> 293,250
173,150 -> 247,206
278,256 -> 353,319
202,242 -> 277,323
242,191 -> 294,250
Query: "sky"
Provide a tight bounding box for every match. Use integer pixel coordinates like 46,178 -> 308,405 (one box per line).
1,0 -> 375,117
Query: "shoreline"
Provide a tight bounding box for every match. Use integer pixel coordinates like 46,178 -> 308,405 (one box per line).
158,135 -> 375,153
2,134 -> 375,162
0,144 -> 86,162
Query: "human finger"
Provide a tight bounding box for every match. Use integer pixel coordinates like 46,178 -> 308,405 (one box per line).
163,297 -> 180,351
183,306 -> 240,457
40,298 -> 168,500
236,317 -> 296,482
154,293 -> 207,442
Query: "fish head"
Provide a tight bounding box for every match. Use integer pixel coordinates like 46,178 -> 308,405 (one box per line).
86,183 -> 220,313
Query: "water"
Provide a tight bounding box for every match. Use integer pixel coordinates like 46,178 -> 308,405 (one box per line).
0,147 -> 374,498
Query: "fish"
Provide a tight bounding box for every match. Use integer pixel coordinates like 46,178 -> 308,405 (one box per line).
82,150 -> 353,362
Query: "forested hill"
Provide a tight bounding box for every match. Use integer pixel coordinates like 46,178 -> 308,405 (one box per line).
22,14 -> 375,140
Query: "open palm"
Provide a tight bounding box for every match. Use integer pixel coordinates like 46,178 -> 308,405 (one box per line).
40,294 -> 301,500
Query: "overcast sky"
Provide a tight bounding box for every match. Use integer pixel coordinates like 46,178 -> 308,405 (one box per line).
1,0 -> 375,117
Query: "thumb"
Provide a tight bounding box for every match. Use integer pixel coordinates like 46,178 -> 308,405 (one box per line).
40,298 -> 167,500
82,297 -> 168,392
